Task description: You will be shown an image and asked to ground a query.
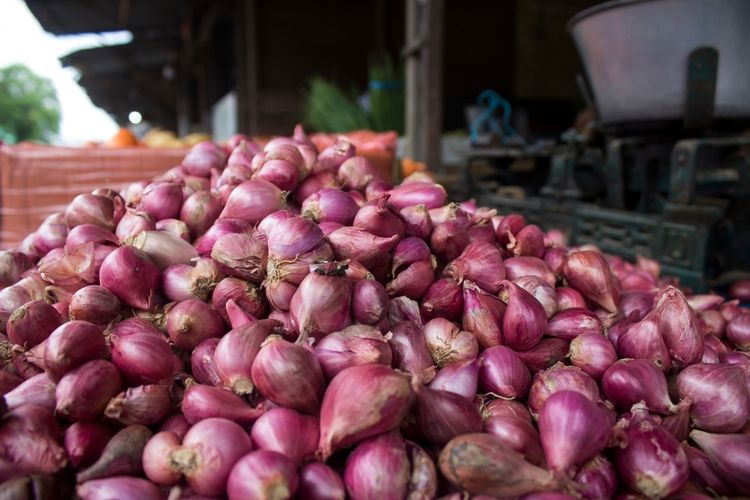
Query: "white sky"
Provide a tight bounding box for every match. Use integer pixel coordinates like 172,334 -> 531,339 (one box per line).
0,0 -> 124,145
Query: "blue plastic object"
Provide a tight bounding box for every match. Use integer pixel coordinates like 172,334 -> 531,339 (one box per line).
469,90 -> 521,144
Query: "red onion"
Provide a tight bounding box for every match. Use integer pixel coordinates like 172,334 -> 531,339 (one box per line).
495,213 -> 526,244
682,443 -> 732,495
421,278 -> 463,322
574,455 -> 618,499
0,405 -> 66,480
619,290 -> 654,321
179,191 -> 222,238
387,181 -> 446,210
129,230 -> 197,269
389,296 -> 423,326
77,476 -> 163,500
154,218 -> 190,242
183,141 -> 225,176
423,317 -> 479,367
514,275 -> 558,318
104,384 -> 170,426
439,433 -> 560,497
727,313 -> 750,350
255,144 -> 303,190
430,358 -> 479,399
444,241 -> 505,293
0,275 -> 47,328
213,319 -> 278,394
110,318 -> 182,384
0,250 -> 32,288
389,320 -> 436,383
227,449 -> 298,500
220,179 -> 287,223
99,246 -> 160,310
338,156 -> 381,190
266,241 -> 333,288
507,224 -> 545,258
176,418 -> 253,496
162,259 -> 222,303
327,226 -> 398,271
569,332 -> 617,379
365,179 -> 392,201
690,430 -> 750,494
729,279 -> 750,301
344,430 -> 410,499
351,279 -> 389,325
314,324 -> 392,379
68,285 -> 121,325
504,256 -> 556,287
617,316 -> 672,372
44,320 -> 107,381
651,286 -> 704,366
430,219 -> 471,263
414,385 -> 483,445
528,363 -> 600,414
301,187 -> 359,225
6,300 -> 62,348
720,300 -> 743,324
663,400 -> 692,442
387,260 -> 435,299
701,309 -> 726,337
251,335 -> 325,413
160,415 -> 190,440
115,210 -> 154,242
613,407 -> 689,498
181,383 -> 264,425
3,372 -> 56,411
250,407 -> 319,464
545,308 -> 603,340
194,218 -> 252,256
317,138 -> 355,172
298,462 -> 346,500
479,346 -> 531,399
55,359 -> 121,420
461,280 -> 504,347
391,237 -> 431,274
353,194 -> 405,239
225,298 -> 257,327
65,193 -> 122,231
190,337 -> 221,386
564,250 -> 620,313
676,363 -> 748,432
290,261 -> 352,340
539,390 -> 613,476
498,279 -> 547,350
212,276 -> 265,322
166,299 -> 225,349
400,204 -> 433,239
65,421 -> 113,469
140,182 -> 183,221
318,364 -> 413,460
484,414 -> 544,466
267,216 -> 324,261
294,170 -> 338,205
65,224 -> 119,248
544,246 -> 567,277
141,431 -> 182,486
37,242 -> 98,286
0,370 -> 22,398
516,338 -> 571,372
35,213 -> 69,254
602,358 -> 676,414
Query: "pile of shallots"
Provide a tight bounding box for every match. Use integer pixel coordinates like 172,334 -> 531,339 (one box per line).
0,124 -> 748,500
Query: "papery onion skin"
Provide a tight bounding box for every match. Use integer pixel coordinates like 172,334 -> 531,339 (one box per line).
439,433 -> 560,497
313,324 -> 392,379
423,317 -> 479,368
6,300 -> 63,348
545,308 -> 602,340
344,430 -> 410,500
389,320 -> 436,383
55,359 -> 122,421
651,286 -> 704,366
444,241 -> 505,293
676,363 -> 749,432
461,280 -> 505,348
104,384 -> 171,426
68,286 -> 121,325
689,430 -> 750,495
528,363 -> 600,415
602,358 -> 676,414
479,346 -> 531,399
211,232 -> 267,283
318,364 -> 413,460
539,390 -> 613,476
227,449 -> 298,500
0,405 -> 67,480
251,335 -> 325,414
212,276 -> 266,323
569,333 -> 618,380
298,462 -> 346,500
166,299 -> 225,350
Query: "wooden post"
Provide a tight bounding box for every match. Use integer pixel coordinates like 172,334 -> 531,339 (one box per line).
235,0 -> 260,135
404,0 -> 444,171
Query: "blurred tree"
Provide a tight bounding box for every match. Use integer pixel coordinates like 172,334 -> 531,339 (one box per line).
0,64 -> 60,143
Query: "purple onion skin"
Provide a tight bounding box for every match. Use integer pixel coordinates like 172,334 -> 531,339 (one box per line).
6,300 -> 63,348
430,358 -> 479,400
99,246 -> 160,311
528,363 -> 600,415
516,338 -> 570,373
55,359 -> 122,421
352,279 -> 389,325
415,385 -> 484,445
614,407 -> 689,499
479,346 -> 531,399
484,415 -> 545,466
602,358 -> 676,415
569,333 -> 617,380
77,477 -> 163,500
682,443 -> 732,496
676,363 -> 749,433
250,407 -> 320,465
344,430 -> 410,500
573,455 -> 618,500
539,390 -> 613,476
298,462 -> 346,500
689,430 -> 750,495
227,450 -> 298,500
65,421 -> 114,469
